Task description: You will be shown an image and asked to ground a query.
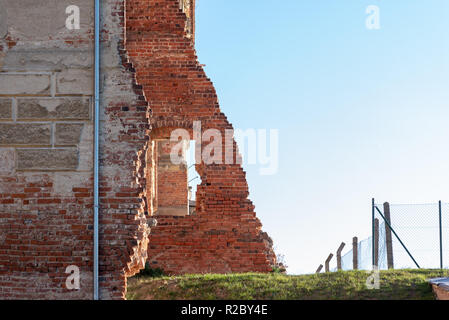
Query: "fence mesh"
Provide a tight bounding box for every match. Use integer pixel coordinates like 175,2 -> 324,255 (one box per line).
444,203 -> 449,269
379,203 -> 449,269
388,203 -> 440,269
336,202 -> 449,271
339,221 -> 387,271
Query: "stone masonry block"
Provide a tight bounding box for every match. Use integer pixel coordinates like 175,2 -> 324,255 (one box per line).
0,73 -> 51,95
2,0 -> 94,41
0,99 -> 12,119
56,69 -> 93,95
3,50 -> 93,72
16,148 -> 79,171
17,98 -> 90,120
0,1 -> 6,38
0,148 -> 15,174
0,123 -> 51,145
55,123 -> 84,145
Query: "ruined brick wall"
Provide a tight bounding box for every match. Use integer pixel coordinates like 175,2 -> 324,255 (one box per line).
0,0 -> 150,299
97,0 -> 151,299
126,0 -> 276,274
0,0 -> 275,300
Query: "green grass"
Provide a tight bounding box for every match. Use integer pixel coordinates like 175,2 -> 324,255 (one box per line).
126,269 -> 449,300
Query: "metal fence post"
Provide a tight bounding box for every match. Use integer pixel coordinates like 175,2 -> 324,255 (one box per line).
325,254 -> 333,273
439,200 -> 443,269
384,202 -> 394,269
375,206 -> 420,268
336,242 -> 346,271
353,237 -> 358,270
374,218 -> 379,268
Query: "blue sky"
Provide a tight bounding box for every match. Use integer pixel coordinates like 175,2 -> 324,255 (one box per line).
195,0 -> 449,274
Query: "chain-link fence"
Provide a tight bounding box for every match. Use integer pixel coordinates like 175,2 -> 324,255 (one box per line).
328,201 -> 449,273
374,202 -> 449,270
339,221 -> 388,271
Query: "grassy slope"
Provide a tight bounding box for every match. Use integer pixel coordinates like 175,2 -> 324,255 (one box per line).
126,269 -> 449,300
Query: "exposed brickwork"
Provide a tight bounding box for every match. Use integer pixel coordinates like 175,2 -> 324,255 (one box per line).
0,0 -> 275,300
0,0 -> 151,300
125,0 -> 276,274
96,0 -> 152,299
0,1 -> 97,298
155,140 -> 189,216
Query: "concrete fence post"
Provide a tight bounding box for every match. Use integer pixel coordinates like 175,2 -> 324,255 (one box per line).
316,264 -> 323,274
384,202 -> 394,269
353,237 -> 358,270
325,253 -> 333,272
336,242 -> 346,271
